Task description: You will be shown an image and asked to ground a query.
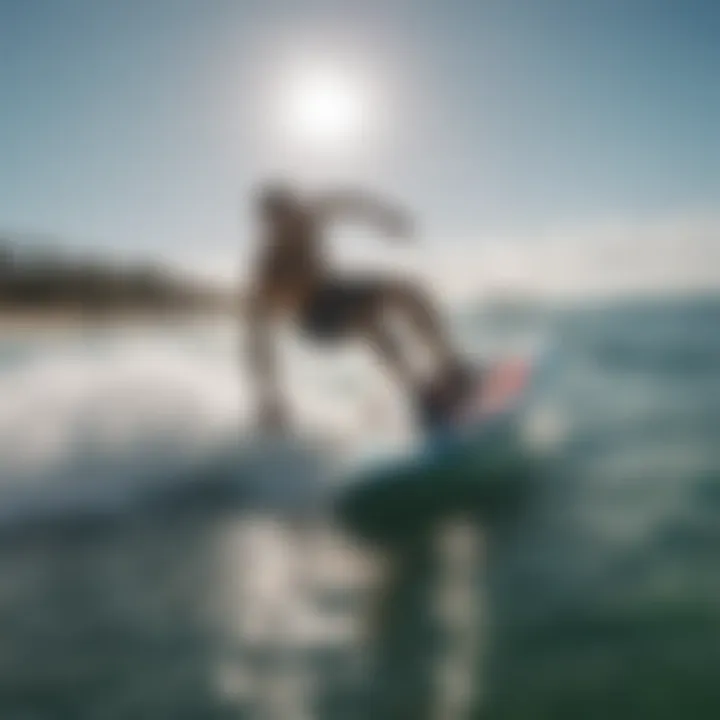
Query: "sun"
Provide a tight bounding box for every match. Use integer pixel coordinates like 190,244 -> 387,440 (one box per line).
280,64 -> 369,151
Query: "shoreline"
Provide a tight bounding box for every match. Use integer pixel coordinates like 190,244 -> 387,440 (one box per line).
0,307 -> 240,334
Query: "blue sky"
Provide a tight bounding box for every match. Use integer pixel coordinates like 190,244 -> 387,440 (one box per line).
1,0 -> 718,288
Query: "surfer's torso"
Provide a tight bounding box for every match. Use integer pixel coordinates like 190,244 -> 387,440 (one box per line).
255,207 -> 329,317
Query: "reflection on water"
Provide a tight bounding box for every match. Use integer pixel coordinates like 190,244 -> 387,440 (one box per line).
0,508 -> 482,719
211,513 -> 373,719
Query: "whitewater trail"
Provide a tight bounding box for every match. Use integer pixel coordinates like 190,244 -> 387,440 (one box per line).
0,324 -> 412,525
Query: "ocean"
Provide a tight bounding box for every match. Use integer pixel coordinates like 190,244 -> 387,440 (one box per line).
0,294 -> 718,719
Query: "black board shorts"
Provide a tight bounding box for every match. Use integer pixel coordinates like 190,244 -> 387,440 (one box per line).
299,278 -> 384,342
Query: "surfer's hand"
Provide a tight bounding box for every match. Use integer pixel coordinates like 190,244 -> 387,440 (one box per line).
258,399 -> 287,434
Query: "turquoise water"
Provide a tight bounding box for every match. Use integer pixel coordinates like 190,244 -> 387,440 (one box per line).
0,295 -> 718,719
483,296 -> 720,718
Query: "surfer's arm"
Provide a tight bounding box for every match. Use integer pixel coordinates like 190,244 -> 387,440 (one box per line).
245,288 -> 284,428
313,189 -> 414,241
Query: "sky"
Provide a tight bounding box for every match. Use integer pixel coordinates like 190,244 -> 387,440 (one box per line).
1,0 -> 719,296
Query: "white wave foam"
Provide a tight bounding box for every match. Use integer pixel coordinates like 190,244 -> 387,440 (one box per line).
0,326 -> 404,524
0,331 -> 245,520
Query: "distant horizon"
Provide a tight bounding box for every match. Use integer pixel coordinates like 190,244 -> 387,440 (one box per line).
2,216 -> 719,308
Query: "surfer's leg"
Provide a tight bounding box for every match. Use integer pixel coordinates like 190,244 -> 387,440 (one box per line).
362,319 -> 419,393
373,281 -> 479,422
378,280 -> 460,375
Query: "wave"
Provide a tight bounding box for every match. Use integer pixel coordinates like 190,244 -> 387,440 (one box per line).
0,295 -> 718,537
0,326 -> 400,529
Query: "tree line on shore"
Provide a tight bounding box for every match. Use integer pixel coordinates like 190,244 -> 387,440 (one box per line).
0,238 -> 234,315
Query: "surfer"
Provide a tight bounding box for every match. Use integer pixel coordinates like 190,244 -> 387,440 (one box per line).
245,181 -> 473,431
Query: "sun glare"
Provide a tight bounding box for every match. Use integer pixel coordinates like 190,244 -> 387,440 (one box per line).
280,64 -> 369,151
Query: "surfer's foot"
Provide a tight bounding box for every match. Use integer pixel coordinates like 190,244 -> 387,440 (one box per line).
445,360 -> 476,394
417,361 -> 478,429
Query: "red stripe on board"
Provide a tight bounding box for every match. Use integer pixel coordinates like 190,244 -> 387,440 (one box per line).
456,359 -> 530,425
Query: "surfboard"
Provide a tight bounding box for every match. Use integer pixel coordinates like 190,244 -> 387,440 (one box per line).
334,356 -> 538,546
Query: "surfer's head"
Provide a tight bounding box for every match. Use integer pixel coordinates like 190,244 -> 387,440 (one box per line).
255,181 -> 302,223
